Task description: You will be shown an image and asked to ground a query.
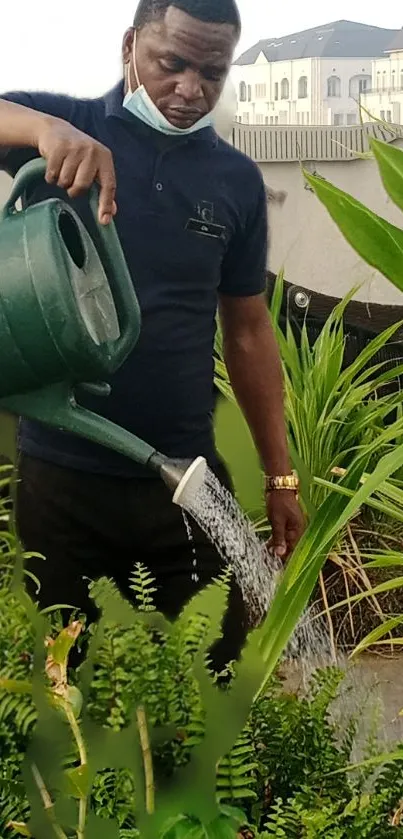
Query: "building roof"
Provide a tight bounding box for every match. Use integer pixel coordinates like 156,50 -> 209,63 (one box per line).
386,30 -> 403,53
235,20 -> 398,66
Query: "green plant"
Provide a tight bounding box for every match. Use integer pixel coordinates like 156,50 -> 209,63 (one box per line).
4,407 -> 403,835
215,278 -> 403,649
2,561 -> 403,838
215,277 -> 403,519
305,138 -> 403,295
304,136 -> 403,656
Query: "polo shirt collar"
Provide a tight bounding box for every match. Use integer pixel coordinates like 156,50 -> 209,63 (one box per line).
102,81 -> 218,149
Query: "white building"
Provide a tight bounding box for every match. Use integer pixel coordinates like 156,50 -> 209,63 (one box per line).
231,20 -> 398,127
361,31 -> 403,124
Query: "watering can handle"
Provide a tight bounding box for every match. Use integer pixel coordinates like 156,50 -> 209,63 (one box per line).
2,157 -> 140,368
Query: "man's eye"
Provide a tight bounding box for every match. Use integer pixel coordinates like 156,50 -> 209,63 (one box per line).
203,69 -> 225,83
159,59 -> 184,73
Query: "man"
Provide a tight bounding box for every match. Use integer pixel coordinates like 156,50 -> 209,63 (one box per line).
0,0 -> 304,666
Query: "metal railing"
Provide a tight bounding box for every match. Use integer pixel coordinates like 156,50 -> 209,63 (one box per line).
231,121 -> 403,162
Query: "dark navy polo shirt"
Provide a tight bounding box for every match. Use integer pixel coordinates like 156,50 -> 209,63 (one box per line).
0,83 -> 268,477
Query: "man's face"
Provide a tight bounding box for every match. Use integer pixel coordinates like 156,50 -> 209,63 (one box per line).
123,6 -> 237,129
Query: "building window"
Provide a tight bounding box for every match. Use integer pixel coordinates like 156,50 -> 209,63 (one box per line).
274,116 -> 279,124
376,71 -> 381,91
349,74 -> 371,98
298,76 -> 308,98
274,82 -> 279,100
255,83 -> 267,99
347,113 -> 357,125
242,112 -> 250,124
327,75 -> 341,97
306,112 -> 310,125
392,70 -> 396,90
265,116 -> 269,125
247,85 -> 252,102
382,72 -> 387,91
239,81 -> 246,102
333,113 -> 344,125
255,114 -> 264,124
381,110 -> 392,123
281,78 -> 290,99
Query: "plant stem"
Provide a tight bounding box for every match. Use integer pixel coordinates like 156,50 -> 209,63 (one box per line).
136,705 -> 155,815
64,703 -> 88,839
31,764 -> 69,839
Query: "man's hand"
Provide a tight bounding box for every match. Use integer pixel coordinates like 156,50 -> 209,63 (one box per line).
0,99 -> 116,224
37,119 -> 117,225
266,491 -> 305,559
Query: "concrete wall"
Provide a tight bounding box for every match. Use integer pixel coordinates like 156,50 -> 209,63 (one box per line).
0,170 -> 11,207
261,145 -> 403,305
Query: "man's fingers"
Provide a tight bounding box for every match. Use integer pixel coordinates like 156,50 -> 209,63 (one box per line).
66,157 -> 97,199
97,155 -> 117,225
58,153 -> 84,192
270,515 -> 287,558
45,149 -> 66,185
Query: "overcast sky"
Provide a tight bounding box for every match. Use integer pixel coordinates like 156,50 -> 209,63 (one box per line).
0,0 -> 401,96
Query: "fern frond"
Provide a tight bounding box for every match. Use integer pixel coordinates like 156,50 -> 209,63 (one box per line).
129,563 -> 157,612
217,726 -> 258,805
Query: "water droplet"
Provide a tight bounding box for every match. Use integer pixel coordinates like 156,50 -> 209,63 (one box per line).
182,510 -> 199,584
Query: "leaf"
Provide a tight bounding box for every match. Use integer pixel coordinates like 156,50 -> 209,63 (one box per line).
64,765 -> 90,799
6,823 -> 32,837
256,439 -> 403,696
0,678 -> 32,694
370,137 -> 403,213
352,615 -> 403,657
304,169 -> 403,292
47,621 -> 83,668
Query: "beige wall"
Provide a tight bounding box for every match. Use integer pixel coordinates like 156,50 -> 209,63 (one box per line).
2,147 -> 403,306
0,170 -> 11,205
262,145 -> 403,305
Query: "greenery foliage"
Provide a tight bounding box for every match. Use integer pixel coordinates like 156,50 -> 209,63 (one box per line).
1,562 -> 403,838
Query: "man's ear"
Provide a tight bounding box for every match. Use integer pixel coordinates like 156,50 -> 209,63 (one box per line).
122,27 -> 135,64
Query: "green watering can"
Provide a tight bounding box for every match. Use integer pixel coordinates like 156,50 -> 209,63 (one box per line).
0,158 -> 206,504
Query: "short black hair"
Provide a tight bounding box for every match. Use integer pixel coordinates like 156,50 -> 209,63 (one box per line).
133,0 -> 241,35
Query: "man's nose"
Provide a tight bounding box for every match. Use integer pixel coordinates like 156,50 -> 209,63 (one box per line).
175,69 -> 203,102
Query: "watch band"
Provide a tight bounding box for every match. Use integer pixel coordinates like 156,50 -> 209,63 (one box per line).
265,473 -> 299,495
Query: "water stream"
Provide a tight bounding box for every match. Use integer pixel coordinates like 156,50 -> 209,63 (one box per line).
181,465 -> 332,666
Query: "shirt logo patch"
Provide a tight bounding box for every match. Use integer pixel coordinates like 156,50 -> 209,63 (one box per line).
186,201 -> 227,241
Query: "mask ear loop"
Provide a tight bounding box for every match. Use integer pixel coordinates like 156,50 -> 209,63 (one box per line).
125,30 -> 141,95
131,30 -> 142,90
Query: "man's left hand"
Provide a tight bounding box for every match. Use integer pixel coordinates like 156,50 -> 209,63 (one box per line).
266,491 -> 305,560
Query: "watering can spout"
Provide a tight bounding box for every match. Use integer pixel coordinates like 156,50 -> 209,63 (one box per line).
148,453 -> 207,507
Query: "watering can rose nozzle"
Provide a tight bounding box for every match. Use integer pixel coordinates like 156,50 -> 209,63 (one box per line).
148,453 -> 207,507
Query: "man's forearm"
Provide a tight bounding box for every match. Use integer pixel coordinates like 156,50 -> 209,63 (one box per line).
0,100 -> 52,159
223,316 -> 291,476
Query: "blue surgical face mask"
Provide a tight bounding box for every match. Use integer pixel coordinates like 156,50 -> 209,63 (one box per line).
123,32 -> 214,136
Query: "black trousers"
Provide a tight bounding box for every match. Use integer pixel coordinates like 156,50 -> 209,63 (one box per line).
15,454 -> 248,670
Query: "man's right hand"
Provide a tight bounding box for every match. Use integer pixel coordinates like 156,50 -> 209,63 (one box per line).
37,120 -> 117,225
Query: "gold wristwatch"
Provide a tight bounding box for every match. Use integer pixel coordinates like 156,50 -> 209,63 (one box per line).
265,472 -> 299,499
